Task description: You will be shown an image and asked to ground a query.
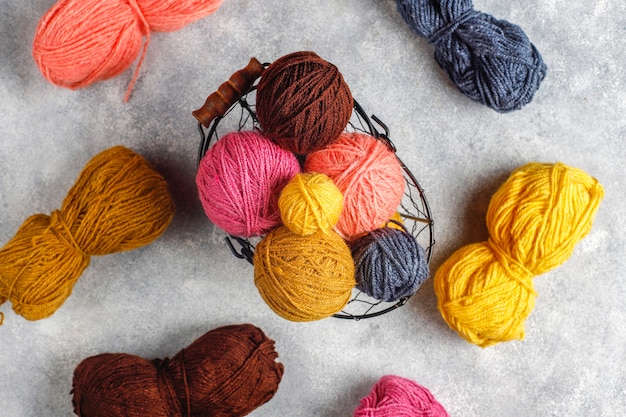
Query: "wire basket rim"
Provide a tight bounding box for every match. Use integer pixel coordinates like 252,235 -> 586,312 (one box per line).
196,85 -> 435,320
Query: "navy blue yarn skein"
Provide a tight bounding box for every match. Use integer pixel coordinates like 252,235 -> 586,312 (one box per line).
395,0 -> 547,112
351,225 -> 429,303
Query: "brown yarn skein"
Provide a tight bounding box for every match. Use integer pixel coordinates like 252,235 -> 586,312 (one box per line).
72,323 -> 284,417
0,146 -> 174,322
255,51 -> 353,155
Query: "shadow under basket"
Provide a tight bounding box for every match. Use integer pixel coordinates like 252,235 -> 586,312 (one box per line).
194,62 -> 434,320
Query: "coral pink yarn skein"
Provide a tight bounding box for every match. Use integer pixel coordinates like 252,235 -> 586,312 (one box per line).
33,0 -> 224,100
354,375 -> 449,417
304,132 -> 404,240
196,130 -> 300,238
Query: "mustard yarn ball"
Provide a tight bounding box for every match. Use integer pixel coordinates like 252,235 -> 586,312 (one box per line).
0,146 -> 174,322
278,172 -> 343,236
434,162 -> 604,347
254,226 -> 356,322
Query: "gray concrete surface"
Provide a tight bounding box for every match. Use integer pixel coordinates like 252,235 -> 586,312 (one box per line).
0,1 -> 624,416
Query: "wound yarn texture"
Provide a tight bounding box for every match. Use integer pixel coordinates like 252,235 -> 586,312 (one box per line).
304,131 -> 405,240
196,130 -> 301,238
256,51 -> 354,155
354,375 -> 449,417
278,172 -> 344,236
71,323 -> 284,417
0,146 -> 174,322
395,0 -> 546,112
254,226 -> 356,322
351,226 -> 429,302
33,0 -> 224,100
434,162 -> 604,347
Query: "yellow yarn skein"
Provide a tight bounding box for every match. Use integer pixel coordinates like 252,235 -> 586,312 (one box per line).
254,226 -> 355,321
0,146 -> 175,322
278,172 -> 343,236
434,162 -> 604,347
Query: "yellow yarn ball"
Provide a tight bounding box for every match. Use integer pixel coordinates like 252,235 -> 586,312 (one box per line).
254,226 -> 355,321
278,172 -> 343,236
434,242 -> 537,347
434,162 -> 604,347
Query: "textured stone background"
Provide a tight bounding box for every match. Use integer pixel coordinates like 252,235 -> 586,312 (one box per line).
0,1 -> 624,416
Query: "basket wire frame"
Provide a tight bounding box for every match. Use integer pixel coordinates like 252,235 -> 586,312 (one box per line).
197,87 -> 435,320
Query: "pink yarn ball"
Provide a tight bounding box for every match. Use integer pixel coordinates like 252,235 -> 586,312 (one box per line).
304,132 -> 404,240
354,375 -> 449,417
196,130 -> 301,237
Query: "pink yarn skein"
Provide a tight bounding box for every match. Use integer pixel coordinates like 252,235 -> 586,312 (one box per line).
196,130 -> 300,237
354,375 -> 449,417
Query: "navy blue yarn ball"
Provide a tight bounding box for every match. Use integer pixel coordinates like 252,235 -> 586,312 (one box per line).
351,227 -> 429,303
395,0 -> 547,112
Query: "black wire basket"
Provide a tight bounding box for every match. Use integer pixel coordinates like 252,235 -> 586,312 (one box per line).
194,58 -> 434,320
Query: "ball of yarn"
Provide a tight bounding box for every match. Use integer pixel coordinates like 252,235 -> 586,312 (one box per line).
254,226 -> 356,321
434,162 -> 604,347
0,146 -> 174,322
354,375 -> 449,417
304,131 -> 405,240
71,323 -> 284,417
278,172 -> 344,236
196,130 -> 300,238
352,226 -> 429,302
33,0 -> 224,100
255,51 -> 354,155
394,0 -> 546,112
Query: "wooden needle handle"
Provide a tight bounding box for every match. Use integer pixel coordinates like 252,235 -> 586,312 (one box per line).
192,57 -> 265,127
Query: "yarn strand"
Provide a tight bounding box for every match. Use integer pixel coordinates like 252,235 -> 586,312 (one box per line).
154,358 -> 184,416
124,0 -> 152,102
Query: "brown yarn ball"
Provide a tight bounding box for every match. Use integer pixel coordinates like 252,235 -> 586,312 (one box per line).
71,324 -> 284,417
255,51 -> 354,155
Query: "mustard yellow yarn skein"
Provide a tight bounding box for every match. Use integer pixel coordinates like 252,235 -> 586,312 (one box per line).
434,162 -> 604,347
254,226 -> 355,321
0,146 -> 175,322
278,172 -> 343,236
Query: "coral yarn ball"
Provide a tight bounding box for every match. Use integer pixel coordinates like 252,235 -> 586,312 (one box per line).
33,0 -> 146,90
278,172 -> 344,236
137,0 -> 224,32
256,51 -> 354,155
304,132 -> 405,240
32,0 -> 223,92
354,375 -> 449,417
196,130 -> 300,237
254,226 -> 356,322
